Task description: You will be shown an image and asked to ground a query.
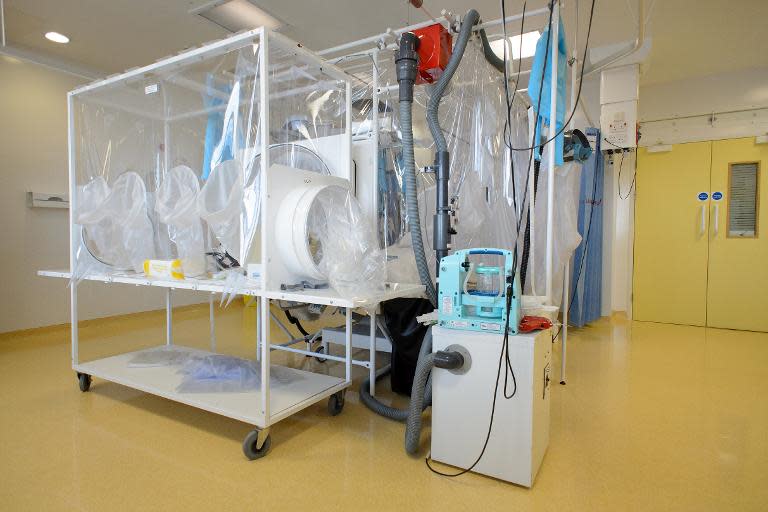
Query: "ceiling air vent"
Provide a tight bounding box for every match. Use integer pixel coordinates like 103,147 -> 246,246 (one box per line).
190,0 -> 283,33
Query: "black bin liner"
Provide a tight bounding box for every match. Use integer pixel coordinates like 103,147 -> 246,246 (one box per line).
380,297 -> 433,395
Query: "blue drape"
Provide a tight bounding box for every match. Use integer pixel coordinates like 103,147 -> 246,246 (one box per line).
528,17 -> 567,166
569,128 -> 603,327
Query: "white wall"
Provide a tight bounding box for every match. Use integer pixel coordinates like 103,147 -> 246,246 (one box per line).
601,151 -> 635,317
0,57 -> 200,333
639,67 -> 768,146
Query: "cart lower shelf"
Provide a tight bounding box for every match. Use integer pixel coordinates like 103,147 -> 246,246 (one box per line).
74,345 -> 347,427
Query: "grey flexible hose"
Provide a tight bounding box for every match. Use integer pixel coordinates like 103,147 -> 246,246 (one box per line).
401,100 -> 438,307
405,352 -> 436,454
358,328 -> 433,421
478,28 -> 506,74
427,9 -> 480,153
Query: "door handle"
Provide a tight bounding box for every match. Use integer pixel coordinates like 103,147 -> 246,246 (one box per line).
699,204 -> 707,237
713,203 -> 719,237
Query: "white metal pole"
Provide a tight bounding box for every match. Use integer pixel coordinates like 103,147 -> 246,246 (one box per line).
545,2 -> 559,305
371,49 -> 380,233
369,311 -> 377,397
165,288 -> 173,345
345,308 -> 352,383
209,293 -> 216,352
560,4 -> 580,385
256,297 -> 261,362
259,30 -> 270,425
561,260 -> 568,384
1,0 -> 6,48
67,92 -> 79,366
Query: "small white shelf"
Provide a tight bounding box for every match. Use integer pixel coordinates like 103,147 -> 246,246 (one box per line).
75,346 -> 346,427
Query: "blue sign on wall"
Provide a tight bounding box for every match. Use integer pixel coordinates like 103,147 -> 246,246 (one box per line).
712,191 -> 723,201
698,192 -> 709,201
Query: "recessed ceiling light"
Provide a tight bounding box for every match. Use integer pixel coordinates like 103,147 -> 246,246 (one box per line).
45,32 -> 70,44
490,31 -> 540,61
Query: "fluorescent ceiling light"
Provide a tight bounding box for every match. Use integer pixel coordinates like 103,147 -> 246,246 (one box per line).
489,31 -> 540,61
190,0 -> 282,33
45,32 -> 70,44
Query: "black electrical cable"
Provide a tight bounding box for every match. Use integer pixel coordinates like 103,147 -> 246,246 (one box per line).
284,310 -> 311,337
426,280 -> 516,477
602,138 -> 637,200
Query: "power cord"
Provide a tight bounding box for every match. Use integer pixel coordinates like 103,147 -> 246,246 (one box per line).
425,280 -> 516,476
602,138 -> 636,199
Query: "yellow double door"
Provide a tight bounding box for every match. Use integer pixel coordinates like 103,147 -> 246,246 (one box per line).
634,137 -> 768,331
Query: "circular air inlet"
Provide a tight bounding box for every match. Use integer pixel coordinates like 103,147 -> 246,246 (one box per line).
275,184 -> 348,282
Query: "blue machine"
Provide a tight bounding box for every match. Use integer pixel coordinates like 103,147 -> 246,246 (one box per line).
437,248 -> 521,334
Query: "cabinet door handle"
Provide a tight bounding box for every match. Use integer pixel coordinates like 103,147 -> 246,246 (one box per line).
699,204 -> 707,237
713,203 -> 719,237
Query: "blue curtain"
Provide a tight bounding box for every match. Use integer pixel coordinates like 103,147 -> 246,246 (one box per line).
569,128 -> 603,327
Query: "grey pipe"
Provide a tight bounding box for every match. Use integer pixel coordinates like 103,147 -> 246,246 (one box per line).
427,10 -> 480,272
358,328 -> 433,421
405,351 -> 435,454
400,100 -> 437,306
478,28 -> 505,74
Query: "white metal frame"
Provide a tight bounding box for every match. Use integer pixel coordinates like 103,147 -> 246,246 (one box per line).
51,27 -> 424,454
49,3 -> 579,453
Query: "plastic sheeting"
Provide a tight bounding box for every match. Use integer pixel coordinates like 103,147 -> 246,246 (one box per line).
76,172 -> 154,273
155,165 -> 206,276
307,186 -> 386,300
338,38 -> 530,282
72,37 -> 264,279
177,354 -> 302,393
526,151 -> 583,307
69,32 -> 383,301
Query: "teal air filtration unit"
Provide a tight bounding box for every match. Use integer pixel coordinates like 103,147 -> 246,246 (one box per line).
437,248 -> 521,334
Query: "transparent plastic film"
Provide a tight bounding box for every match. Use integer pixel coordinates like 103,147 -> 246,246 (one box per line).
155,165 -> 205,277
305,186 -> 386,302
267,41 -> 348,178
526,153 -> 583,306
70,35 -> 263,280
348,38 -> 528,283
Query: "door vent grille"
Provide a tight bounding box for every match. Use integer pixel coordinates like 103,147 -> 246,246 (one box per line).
728,162 -> 759,237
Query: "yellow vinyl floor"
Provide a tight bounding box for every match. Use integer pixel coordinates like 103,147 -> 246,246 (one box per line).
1,304 -> 766,511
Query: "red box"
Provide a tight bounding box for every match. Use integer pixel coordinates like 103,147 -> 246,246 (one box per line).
413,23 -> 452,84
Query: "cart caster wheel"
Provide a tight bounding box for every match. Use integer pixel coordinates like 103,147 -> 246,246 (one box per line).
77,373 -> 92,392
243,429 -> 271,460
314,345 -> 327,363
327,391 -> 345,416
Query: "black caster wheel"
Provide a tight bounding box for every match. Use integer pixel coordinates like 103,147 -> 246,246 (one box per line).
77,372 -> 91,392
314,345 -> 328,363
327,391 -> 345,416
242,429 -> 271,460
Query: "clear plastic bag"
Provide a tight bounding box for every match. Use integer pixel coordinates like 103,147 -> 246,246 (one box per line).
176,355 -> 302,393
307,186 -> 386,301
128,346 -> 193,368
197,159 -> 244,261
155,165 -> 206,277
76,171 -> 155,273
